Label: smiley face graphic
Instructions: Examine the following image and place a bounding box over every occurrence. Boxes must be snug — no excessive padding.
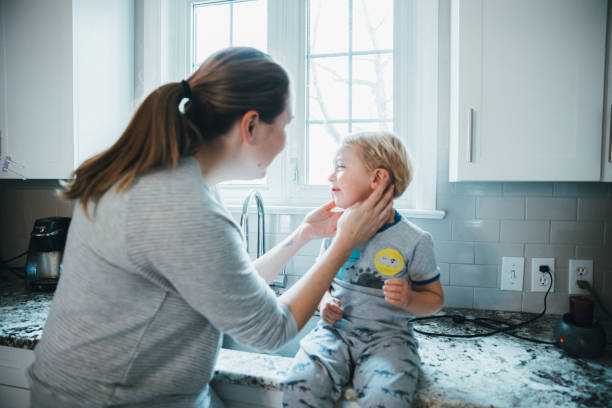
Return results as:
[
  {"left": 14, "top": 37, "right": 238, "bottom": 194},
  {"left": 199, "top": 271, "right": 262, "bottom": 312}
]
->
[{"left": 374, "top": 248, "right": 405, "bottom": 276}]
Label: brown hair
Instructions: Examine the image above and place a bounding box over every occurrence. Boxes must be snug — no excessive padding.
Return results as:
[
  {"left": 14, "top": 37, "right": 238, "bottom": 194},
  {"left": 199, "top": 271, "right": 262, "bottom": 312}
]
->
[
  {"left": 342, "top": 131, "right": 414, "bottom": 198},
  {"left": 61, "top": 47, "right": 289, "bottom": 214}
]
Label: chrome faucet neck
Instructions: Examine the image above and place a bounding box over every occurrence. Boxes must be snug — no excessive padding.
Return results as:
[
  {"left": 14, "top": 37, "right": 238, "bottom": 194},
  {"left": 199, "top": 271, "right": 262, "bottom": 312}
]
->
[{"left": 239, "top": 190, "right": 265, "bottom": 257}]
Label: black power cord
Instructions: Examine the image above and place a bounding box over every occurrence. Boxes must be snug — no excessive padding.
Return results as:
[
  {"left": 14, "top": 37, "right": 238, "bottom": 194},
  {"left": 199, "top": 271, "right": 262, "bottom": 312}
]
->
[
  {"left": 408, "top": 266, "right": 556, "bottom": 345},
  {"left": 0, "top": 251, "right": 28, "bottom": 279}
]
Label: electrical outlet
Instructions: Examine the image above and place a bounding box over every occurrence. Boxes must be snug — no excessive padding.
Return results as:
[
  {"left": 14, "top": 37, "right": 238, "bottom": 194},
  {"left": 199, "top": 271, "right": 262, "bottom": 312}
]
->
[
  {"left": 568, "top": 259, "right": 593, "bottom": 295},
  {"left": 500, "top": 257, "right": 524, "bottom": 291},
  {"left": 531, "top": 258, "right": 554, "bottom": 292}
]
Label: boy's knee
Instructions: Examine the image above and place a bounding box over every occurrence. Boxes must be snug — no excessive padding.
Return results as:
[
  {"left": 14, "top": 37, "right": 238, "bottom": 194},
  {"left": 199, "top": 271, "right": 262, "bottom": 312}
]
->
[{"left": 356, "top": 369, "right": 417, "bottom": 408}]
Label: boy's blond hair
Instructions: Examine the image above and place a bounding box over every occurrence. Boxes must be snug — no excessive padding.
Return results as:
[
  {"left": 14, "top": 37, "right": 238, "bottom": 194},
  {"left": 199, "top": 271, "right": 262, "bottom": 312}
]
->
[{"left": 342, "top": 131, "right": 414, "bottom": 198}]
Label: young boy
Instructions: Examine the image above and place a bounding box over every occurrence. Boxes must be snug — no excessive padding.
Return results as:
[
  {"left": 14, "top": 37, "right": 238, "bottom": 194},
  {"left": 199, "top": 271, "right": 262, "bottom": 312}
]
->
[{"left": 281, "top": 131, "right": 444, "bottom": 408}]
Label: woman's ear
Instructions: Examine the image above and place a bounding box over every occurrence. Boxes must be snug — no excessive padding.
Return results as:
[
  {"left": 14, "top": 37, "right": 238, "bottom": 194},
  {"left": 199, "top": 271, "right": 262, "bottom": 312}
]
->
[
  {"left": 371, "top": 168, "right": 390, "bottom": 187},
  {"left": 240, "top": 110, "right": 259, "bottom": 144}
]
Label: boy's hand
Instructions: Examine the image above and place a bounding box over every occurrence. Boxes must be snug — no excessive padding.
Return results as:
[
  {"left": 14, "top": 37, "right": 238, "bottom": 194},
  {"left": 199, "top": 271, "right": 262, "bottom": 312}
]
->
[
  {"left": 383, "top": 278, "right": 413, "bottom": 310},
  {"left": 319, "top": 296, "right": 344, "bottom": 325}
]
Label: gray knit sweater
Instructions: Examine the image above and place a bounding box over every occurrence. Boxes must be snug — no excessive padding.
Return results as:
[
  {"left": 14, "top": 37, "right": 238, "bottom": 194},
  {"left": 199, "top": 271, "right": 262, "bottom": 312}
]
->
[{"left": 28, "top": 157, "right": 297, "bottom": 407}]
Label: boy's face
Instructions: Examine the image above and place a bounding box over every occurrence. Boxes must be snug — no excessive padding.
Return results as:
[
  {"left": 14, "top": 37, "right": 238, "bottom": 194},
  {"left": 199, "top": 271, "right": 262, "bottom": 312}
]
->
[{"left": 328, "top": 145, "right": 375, "bottom": 209}]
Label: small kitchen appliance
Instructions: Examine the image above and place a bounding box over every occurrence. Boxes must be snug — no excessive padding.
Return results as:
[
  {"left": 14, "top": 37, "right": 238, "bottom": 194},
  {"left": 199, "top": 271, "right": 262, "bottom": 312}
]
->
[
  {"left": 553, "top": 292, "right": 608, "bottom": 358},
  {"left": 25, "top": 217, "right": 71, "bottom": 291}
]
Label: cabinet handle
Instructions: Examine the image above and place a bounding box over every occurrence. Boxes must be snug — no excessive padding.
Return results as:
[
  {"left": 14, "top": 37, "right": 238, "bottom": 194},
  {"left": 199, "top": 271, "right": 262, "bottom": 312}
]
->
[
  {"left": 609, "top": 105, "right": 612, "bottom": 163},
  {"left": 467, "top": 108, "right": 474, "bottom": 163}
]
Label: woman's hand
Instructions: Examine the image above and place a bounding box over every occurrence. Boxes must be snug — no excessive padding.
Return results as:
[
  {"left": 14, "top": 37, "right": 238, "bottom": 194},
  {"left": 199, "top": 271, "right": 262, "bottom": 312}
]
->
[
  {"left": 299, "top": 201, "right": 343, "bottom": 242},
  {"left": 383, "top": 278, "right": 413, "bottom": 310},
  {"left": 319, "top": 296, "right": 344, "bottom": 325},
  {"left": 335, "top": 181, "right": 394, "bottom": 249}
]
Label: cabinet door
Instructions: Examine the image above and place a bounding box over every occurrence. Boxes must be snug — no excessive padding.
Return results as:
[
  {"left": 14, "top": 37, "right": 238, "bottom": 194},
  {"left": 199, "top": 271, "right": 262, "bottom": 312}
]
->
[
  {"left": 0, "top": 0, "right": 133, "bottom": 179},
  {"left": 450, "top": 0, "right": 607, "bottom": 181},
  {"left": 0, "top": 346, "right": 34, "bottom": 408},
  {"left": 73, "top": 0, "right": 133, "bottom": 170},
  {"left": 1, "top": 0, "right": 74, "bottom": 179}
]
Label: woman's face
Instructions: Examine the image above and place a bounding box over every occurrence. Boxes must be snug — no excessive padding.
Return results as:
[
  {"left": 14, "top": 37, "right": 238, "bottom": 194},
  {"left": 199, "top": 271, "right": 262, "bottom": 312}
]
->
[
  {"left": 245, "top": 100, "right": 293, "bottom": 179},
  {"left": 328, "top": 145, "right": 374, "bottom": 209}
]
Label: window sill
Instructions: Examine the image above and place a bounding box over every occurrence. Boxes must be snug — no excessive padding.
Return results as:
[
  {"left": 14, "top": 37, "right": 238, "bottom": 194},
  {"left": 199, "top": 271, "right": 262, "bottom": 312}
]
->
[{"left": 225, "top": 204, "right": 446, "bottom": 219}]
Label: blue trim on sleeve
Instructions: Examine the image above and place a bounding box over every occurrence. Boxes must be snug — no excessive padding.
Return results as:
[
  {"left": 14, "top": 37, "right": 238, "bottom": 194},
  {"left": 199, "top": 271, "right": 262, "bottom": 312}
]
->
[
  {"left": 377, "top": 210, "right": 402, "bottom": 233},
  {"left": 412, "top": 273, "right": 440, "bottom": 286}
]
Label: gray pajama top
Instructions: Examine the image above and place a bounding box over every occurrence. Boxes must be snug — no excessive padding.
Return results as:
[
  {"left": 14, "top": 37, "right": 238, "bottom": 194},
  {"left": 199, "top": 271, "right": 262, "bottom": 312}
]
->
[
  {"left": 28, "top": 156, "right": 297, "bottom": 407},
  {"left": 322, "top": 211, "right": 440, "bottom": 328}
]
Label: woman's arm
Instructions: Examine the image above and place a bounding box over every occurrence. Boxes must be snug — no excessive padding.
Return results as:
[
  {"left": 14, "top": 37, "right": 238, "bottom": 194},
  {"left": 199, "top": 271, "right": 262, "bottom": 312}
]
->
[{"left": 253, "top": 201, "right": 341, "bottom": 283}]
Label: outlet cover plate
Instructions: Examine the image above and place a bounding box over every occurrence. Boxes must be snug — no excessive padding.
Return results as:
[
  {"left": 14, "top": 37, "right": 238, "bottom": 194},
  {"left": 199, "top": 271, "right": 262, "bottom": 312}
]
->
[
  {"left": 501, "top": 257, "right": 524, "bottom": 291},
  {"left": 531, "top": 258, "right": 555, "bottom": 292},
  {"left": 569, "top": 259, "right": 593, "bottom": 295}
]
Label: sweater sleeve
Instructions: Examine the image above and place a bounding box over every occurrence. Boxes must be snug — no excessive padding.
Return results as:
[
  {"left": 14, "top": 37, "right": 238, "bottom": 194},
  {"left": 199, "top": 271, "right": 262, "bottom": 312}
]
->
[{"left": 126, "top": 177, "right": 297, "bottom": 352}]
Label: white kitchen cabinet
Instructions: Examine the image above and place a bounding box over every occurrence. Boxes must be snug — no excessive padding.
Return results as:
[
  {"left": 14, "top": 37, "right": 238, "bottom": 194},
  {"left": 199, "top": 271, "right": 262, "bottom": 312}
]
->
[
  {"left": 0, "top": 0, "right": 133, "bottom": 179},
  {"left": 449, "top": 0, "right": 607, "bottom": 182},
  {"left": 0, "top": 345, "right": 34, "bottom": 408},
  {"left": 603, "top": 4, "right": 612, "bottom": 182}
]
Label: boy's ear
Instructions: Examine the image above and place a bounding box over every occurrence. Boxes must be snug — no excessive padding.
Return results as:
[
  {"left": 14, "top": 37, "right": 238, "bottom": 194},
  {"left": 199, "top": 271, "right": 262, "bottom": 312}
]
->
[
  {"left": 240, "top": 110, "right": 260, "bottom": 144},
  {"left": 371, "top": 168, "right": 390, "bottom": 187}
]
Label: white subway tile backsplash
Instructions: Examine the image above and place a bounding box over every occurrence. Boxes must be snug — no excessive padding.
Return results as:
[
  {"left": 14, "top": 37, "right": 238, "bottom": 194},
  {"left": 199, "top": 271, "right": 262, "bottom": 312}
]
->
[
  {"left": 477, "top": 196, "right": 524, "bottom": 220},
  {"left": 452, "top": 220, "right": 500, "bottom": 242},
  {"left": 474, "top": 288, "right": 522, "bottom": 312},
  {"left": 436, "top": 242, "right": 474, "bottom": 264},
  {"left": 601, "top": 269, "right": 612, "bottom": 320},
  {"left": 503, "top": 182, "right": 553, "bottom": 196},
  {"left": 407, "top": 219, "right": 452, "bottom": 242},
  {"left": 500, "top": 220, "right": 548, "bottom": 243},
  {"left": 436, "top": 195, "right": 476, "bottom": 219},
  {"left": 522, "top": 292, "right": 568, "bottom": 315},
  {"left": 456, "top": 182, "right": 503, "bottom": 196},
  {"left": 555, "top": 268, "right": 569, "bottom": 295},
  {"left": 553, "top": 183, "right": 609, "bottom": 197},
  {"left": 524, "top": 244, "right": 575, "bottom": 268},
  {"left": 576, "top": 246, "right": 612, "bottom": 269},
  {"left": 438, "top": 263, "right": 450, "bottom": 285},
  {"left": 475, "top": 243, "right": 524, "bottom": 265},
  {"left": 550, "top": 221, "right": 604, "bottom": 246},
  {"left": 526, "top": 197, "right": 576, "bottom": 220},
  {"left": 441, "top": 286, "right": 474, "bottom": 308},
  {"left": 577, "top": 198, "right": 612, "bottom": 221},
  {"left": 450, "top": 264, "right": 497, "bottom": 288}
]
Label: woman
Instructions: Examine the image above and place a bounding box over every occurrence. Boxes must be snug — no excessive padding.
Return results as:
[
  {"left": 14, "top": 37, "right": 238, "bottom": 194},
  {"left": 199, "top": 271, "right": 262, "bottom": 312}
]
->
[{"left": 28, "top": 47, "right": 394, "bottom": 407}]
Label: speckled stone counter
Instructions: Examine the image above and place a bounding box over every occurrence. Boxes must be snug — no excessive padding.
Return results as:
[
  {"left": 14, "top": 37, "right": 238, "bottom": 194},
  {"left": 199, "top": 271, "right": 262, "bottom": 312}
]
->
[
  {"left": 0, "top": 274, "right": 53, "bottom": 349},
  {"left": 2, "top": 273, "right": 611, "bottom": 407}
]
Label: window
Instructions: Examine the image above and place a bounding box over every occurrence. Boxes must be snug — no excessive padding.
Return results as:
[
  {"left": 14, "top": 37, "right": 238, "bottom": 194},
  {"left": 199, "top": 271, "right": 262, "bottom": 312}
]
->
[
  {"left": 306, "top": 0, "right": 393, "bottom": 185},
  {"left": 192, "top": 0, "right": 267, "bottom": 71},
  {"left": 158, "top": 0, "right": 441, "bottom": 215}
]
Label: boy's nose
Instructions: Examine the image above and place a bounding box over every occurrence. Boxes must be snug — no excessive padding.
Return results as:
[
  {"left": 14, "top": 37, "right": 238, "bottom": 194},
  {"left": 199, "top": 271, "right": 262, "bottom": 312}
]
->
[{"left": 328, "top": 171, "right": 336, "bottom": 182}]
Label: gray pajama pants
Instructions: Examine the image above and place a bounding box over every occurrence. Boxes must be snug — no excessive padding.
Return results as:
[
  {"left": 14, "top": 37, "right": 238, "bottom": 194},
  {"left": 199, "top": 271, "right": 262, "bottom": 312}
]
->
[{"left": 281, "top": 320, "right": 420, "bottom": 408}]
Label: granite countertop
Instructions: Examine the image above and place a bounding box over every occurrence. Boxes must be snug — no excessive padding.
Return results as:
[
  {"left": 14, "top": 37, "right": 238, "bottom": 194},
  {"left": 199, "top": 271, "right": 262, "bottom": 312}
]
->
[{"left": 1, "top": 273, "right": 611, "bottom": 407}]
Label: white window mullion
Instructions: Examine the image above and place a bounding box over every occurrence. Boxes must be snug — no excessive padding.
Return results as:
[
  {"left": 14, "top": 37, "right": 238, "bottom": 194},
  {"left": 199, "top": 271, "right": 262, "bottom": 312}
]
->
[
  {"left": 393, "top": 0, "right": 413, "bottom": 209},
  {"left": 268, "top": 0, "right": 308, "bottom": 204},
  {"left": 395, "top": 0, "right": 438, "bottom": 211}
]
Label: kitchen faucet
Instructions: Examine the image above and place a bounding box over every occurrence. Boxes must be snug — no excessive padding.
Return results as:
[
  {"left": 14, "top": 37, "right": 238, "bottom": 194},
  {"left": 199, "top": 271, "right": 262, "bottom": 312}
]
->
[
  {"left": 240, "top": 190, "right": 265, "bottom": 257},
  {"left": 240, "top": 190, "right": 286, "bottom": 288}
]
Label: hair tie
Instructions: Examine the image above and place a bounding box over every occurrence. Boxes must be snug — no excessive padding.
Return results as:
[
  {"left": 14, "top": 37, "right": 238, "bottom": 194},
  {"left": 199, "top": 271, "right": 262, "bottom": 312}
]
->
[{"left": 181, "top": 80, "right": 192, "bottom": 99}]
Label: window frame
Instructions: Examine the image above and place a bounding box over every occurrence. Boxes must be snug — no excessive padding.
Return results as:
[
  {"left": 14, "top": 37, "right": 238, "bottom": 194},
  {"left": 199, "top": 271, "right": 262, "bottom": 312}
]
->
[{"left": 164, "top": 0, "right": 442, "bottom": 217}]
